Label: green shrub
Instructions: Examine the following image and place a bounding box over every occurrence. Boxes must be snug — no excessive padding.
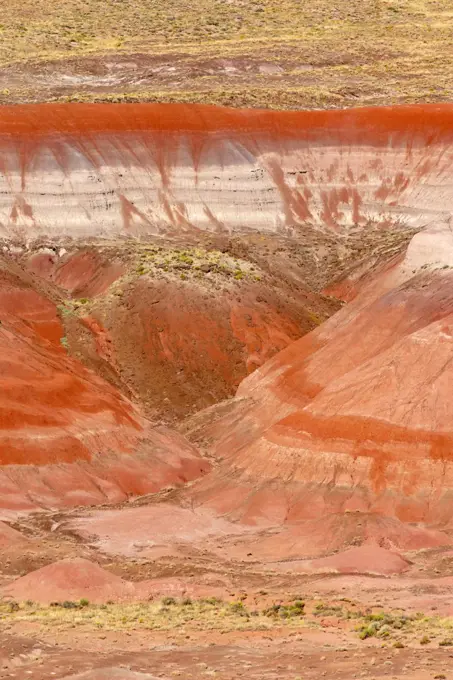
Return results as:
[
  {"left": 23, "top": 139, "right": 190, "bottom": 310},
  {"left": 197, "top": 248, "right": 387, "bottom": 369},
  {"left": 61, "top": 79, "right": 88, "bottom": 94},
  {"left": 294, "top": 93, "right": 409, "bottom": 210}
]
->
[
  {"left": 263, "top": 602, "right": 305, "bottom": 619},
  {"left": 61, "top": 601, "right": 80, "bottom": 609}
]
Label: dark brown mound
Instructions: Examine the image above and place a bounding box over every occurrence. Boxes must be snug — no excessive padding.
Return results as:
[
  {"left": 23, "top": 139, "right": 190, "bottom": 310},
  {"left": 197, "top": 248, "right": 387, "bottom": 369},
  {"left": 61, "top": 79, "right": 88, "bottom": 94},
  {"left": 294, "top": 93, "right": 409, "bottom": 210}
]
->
[{"left": 28, "top": 240, "right": 340, "bottom": 421}]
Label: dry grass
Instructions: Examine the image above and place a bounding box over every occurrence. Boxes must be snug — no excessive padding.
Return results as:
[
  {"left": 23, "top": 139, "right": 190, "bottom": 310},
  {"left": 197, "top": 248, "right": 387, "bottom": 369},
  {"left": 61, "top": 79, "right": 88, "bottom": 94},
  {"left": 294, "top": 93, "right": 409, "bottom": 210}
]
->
[
  {"left": 0, "top": 597, "right": 308, "bottom": 633},
  {"left": 0, "top": 0, "right": 451, "bottom": 108},
  {"left": 3, "top": 596, "right": 453, "bottom": 647},
  {"left": 134, "top": 245, "right": 261, "bottom": 283}
]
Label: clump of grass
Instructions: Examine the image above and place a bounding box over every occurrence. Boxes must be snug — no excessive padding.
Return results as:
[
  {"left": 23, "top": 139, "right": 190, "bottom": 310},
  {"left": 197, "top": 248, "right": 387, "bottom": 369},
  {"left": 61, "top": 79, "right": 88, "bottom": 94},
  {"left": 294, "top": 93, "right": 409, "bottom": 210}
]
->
[
  {"left": 356, "top": 612, "right": 413, "bottom": 641},
  {"left": 313, "top": 602, "right": 344, "bottom": 617},
  {"left": 263, "top": 601, "right": 305, "bottom": 619},
  {"left": 176, "top": 253, "right": 194, "bottom": 265},
  {"left": 438, "top": 638, "right": 453, "bottom": 646},
  {"left": 135, "top": 244, "right": 259, "bottom": 284},
  {"left": 201, "top": 597, "right": 223, "bottom": 606},
  {"left": 229, "top": 601, "right": 249, "bottom": 616}
]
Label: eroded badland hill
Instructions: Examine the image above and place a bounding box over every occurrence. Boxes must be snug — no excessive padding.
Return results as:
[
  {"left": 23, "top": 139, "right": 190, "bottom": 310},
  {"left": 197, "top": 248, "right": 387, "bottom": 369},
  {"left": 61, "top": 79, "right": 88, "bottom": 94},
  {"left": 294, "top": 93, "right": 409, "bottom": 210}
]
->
[{"left": 1, "top": 3, "right": 453, "bottom": 680}]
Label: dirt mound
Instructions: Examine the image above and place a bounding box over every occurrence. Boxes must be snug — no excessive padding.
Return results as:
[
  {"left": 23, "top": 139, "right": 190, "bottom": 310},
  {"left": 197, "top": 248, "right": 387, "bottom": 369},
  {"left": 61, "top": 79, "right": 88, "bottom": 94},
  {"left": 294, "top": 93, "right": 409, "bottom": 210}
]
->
[
  {"left": 0, "top": 521, "right": 27, "bottom": 547},
  {"left": 1, "top": 556, "right": 232, "bottom": 604},
  {"left": 308, "top": 545, "right": 410, "bottom": 576},
  {"left": 27, "top": 249, "right": 125, "bottom": 299},
  {"left": 187, "top": 216, "right": 453, "bottom": 525},
  {"left": 64, "top": 251, "right": 337, "bottom": 420},
  {"left": 22, "top": 236, "right": 342, "bottom": 420},
  {"left": 1, "top": 558, "right": 138, "bottom": 603},
  {"left": 0, "top": 257, "right": 209, "bottom": 511},
  {"left": 215, "top": 513, "right": 451, "bottom": 564}
]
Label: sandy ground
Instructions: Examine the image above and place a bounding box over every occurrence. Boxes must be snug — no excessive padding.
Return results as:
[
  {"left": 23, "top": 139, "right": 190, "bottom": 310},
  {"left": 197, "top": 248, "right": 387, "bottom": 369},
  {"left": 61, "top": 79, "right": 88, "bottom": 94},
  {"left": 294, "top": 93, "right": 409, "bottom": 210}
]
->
[{"left": 2, "top": 498, "right": 453, "bottom": 678}]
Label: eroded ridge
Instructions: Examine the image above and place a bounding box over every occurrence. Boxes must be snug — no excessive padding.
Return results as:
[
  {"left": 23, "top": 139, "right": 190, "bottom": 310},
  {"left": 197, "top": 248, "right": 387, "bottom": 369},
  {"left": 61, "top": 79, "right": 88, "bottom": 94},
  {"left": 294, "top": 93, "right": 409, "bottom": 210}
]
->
[{"left": 1, "top": 103, "right": 453, "bottom": 240}]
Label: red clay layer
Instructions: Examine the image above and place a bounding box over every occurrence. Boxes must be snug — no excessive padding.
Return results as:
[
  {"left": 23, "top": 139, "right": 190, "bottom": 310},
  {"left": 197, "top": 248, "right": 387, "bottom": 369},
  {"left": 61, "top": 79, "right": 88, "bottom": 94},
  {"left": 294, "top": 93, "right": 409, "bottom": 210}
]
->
[
  {"left": 1, "top": 103, "right": 453, "bottom": 142},
  {"left": 1, "top": 101, "right": 452, "bottom": 241}
]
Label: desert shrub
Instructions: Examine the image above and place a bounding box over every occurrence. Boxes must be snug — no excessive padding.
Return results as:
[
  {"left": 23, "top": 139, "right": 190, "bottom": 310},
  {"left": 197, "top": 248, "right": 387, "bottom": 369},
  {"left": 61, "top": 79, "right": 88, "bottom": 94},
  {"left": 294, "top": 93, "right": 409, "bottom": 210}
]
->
[
  {"left": 201, "top": 597, "right": 222, "bottom": 606},
  {"left": 313, "top": 603, "right": 343, "bottom": 617},
  {"left": 61, "top": 601, "right": 80, "bottom": 609},
  {"left": 229, "top": 601, "right": 249, "bottom": 617},
  {"left": 263, "top": 602, "right": 305, "bottom": 619},
  {"left": 357, "top": 612, "right": 412, "bottom": 640}
]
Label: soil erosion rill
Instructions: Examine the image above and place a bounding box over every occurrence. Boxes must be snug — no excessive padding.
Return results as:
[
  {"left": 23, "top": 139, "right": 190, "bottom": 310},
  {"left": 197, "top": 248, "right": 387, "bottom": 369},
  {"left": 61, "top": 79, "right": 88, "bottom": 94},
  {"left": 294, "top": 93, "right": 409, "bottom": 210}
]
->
[{"left": 1, "top": 102, "right": 453, "bottom": 679}]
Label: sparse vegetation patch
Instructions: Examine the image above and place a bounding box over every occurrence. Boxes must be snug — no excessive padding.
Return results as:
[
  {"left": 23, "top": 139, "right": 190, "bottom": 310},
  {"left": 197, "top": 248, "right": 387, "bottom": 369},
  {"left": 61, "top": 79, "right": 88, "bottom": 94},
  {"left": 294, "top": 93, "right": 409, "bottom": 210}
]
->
[{"left": 134, "top": 245, "right": 260, "bottom": 285}]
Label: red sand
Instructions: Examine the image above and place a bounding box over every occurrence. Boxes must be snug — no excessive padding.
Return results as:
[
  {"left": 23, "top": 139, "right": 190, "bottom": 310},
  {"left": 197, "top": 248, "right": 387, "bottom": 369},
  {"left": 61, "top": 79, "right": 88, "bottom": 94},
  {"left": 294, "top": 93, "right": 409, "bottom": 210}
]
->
[
  {"left": 2, "top": 100, "right": 453, "bottom": 680},
  {"left": 1, "top": 558, "right": 137, "bottom": 603},
  {"left": 213, "top": 513, "right": 451, "bottom": 564},
  {"left": 61, "top": 671, "right": 158, "bottom": 680},
  {"left": 0, "top": 521, "right": 27, "bottom": 547},
  {"left": 70, "top": 503, "right": 251, "bottom": 557},
  {"left": 308, "top": 545, "right": 410, "bottom": 576}
]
